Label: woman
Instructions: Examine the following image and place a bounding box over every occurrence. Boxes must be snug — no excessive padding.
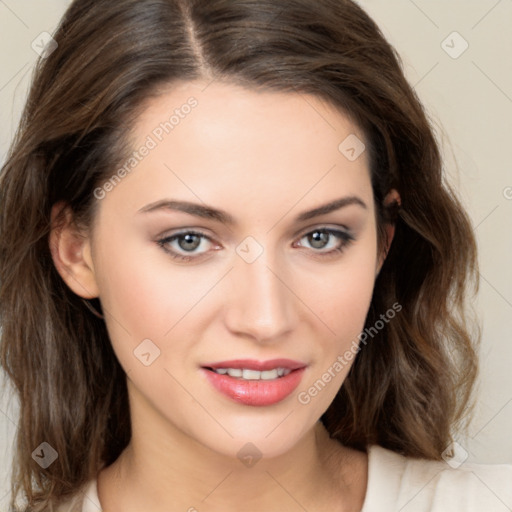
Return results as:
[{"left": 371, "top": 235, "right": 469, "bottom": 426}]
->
[{"left": 1, "top": 0, "right": 510, "bottom": 510}]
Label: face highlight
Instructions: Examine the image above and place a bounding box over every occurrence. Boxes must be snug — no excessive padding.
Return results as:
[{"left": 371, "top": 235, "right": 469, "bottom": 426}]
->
[{"left": 84, "top": 81, "right": 383, "bottom": 460}]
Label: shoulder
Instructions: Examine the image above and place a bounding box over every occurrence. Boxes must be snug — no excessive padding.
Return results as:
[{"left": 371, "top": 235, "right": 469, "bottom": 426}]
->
[
  {"left": 362, "top": 444, "right": 512, "bottom": 512},
  {"left": 55, "top": 479, "right": 101, "bottom": 512}
]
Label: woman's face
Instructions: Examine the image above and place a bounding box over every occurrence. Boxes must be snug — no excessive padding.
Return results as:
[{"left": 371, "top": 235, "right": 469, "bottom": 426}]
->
[{"left": 80, "top": 81, "right": 386, "bottom": 459}]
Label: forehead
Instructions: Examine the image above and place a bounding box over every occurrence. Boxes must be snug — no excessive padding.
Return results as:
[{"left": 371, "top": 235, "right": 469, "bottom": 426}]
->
[{"left": 103, "top": 80, "right": 374, "bottom": 222}]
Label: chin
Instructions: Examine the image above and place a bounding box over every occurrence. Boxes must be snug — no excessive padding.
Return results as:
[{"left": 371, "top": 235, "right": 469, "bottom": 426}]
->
[{"left": 183, "top": 406, "right": 321, "bottom": 462}]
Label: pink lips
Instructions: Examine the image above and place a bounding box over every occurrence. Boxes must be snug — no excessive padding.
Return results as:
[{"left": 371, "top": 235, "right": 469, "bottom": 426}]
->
[{"left": 202, "top": 359, "right": 306, "bottom": 407}]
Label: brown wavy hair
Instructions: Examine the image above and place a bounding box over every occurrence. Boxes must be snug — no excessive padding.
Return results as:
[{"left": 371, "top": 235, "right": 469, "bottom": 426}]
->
[{"left": 0, "top": 0, "right": 479, "bottom": 509}]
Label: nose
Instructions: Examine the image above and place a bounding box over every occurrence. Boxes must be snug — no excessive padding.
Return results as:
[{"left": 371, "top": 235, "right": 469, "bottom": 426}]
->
[{"left": 223, "top": 256, "right": 298, "bottom": 344}]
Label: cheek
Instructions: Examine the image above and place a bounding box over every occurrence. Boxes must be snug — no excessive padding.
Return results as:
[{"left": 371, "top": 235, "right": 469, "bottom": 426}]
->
[
  {"left": 320, "top": 267, "right": 375, "bottom": 326},
  {"left": 295, "top": 247, "right": 377, "bottom": 414},
  {"left": 91, "top": 226, "right": 215, "bottom": 371},
  {"left": 309, "top": 238, "right": 378, "bottom": 342},
  {"left": 94, "top": 209, "right": 213, "bottom": 323}
]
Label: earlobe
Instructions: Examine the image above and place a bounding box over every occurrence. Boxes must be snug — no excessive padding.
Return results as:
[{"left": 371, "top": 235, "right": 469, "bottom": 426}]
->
[
  {"left": 376, "top": 222, "right": 396, "bottom": 275},
  {"left": 376, "top": 189, "right": 401, "bottom": 276},
  {"left": 49, "top": 202, "right": 99, "bottom": 299}
]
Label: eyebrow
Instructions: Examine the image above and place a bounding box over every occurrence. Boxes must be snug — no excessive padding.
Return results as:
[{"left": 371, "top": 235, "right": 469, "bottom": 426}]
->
[{"left": 137, "top": 196, "right": 367, "bottom": 224}]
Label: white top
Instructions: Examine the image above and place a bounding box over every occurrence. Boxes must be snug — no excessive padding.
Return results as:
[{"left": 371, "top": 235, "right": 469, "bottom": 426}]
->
[{"left": 58, "top": 445, "right": 512, "bottom": 511}]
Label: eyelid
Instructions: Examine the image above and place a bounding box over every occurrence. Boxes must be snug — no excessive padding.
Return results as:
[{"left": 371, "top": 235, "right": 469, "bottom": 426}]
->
[
  {"left": 157, "top": 226, "right": 213, "bottom": 237},
  {"left": 294, "top": 223, "right": 353, "bottom": 240},
  {"left": 156, "top": 224, "right": 355, "bottom": 261},
  {"left": 156, "top": 229, "right": 220, "bottom": 261},
  {"left": 292, "top": 226, "right": 355, "bottom": 256}
]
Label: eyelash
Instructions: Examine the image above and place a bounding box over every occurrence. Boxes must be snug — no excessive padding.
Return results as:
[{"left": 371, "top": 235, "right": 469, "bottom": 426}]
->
[{"left": 156, "top": 228, "right": 355, "bottom": 262}]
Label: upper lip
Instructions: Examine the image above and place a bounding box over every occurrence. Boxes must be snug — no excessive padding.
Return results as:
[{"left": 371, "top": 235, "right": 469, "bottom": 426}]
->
[{"left": 202, "top": 359, "right": 306, "bottom": 371}]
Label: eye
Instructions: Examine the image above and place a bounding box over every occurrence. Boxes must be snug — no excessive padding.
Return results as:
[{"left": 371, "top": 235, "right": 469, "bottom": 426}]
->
[
  {"left": 295, "top": 228, "right": 354, "bottom": 256},
  {"left": 157, "top": 230, "right": 218, "bottom": 261}
]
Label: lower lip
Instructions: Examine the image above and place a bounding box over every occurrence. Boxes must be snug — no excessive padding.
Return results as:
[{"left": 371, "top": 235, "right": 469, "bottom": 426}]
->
[{"left": 203, "top": 368, "right": 306, "bottom": 406}]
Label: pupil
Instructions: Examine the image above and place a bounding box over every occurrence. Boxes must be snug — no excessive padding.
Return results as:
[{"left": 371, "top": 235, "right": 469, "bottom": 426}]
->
[
  {"left": 179, "top": 234, "right": 201, "bottom": 251},
  {"left": 309, "top": 231, "right": 329, "bottom": 249}
]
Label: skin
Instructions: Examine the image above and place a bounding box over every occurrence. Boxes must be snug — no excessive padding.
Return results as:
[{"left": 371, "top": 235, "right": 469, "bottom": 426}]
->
[{"left": 50, "top": 80, "right": 398, "bottom": 511}]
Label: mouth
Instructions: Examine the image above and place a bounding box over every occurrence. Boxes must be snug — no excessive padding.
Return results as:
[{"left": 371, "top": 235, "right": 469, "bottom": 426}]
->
[
  {"left": 201, "top": 359, "right": 307, "bottom": 406},
  {"left": 208, "top": 367, "right": 293, "bottom": 380}
]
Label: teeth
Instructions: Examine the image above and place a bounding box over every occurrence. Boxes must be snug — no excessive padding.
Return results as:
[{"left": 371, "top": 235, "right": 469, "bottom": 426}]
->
[
  {"left": 213, "top": 367, "right": 292, "bottom": 380},
  {"left": 242, "top": 369, "right": 261, "bottom": 380}
]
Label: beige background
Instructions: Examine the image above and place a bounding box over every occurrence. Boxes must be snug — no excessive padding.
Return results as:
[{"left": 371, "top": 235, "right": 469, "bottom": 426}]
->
[{"left": 1, "top": 0, "right": 511, "bottom": 506}]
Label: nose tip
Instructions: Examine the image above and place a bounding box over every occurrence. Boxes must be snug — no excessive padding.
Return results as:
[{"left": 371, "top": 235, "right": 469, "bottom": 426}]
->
[{"left": 223, "top": 260, "right": 297, "bottom": 343}]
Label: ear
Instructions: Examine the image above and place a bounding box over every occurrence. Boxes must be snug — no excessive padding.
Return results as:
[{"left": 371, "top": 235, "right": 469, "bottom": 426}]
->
[
  {"left": 376, "top": 189, "right": 401, "bottom": 276},
  {"left": 49, "top": 202, "right": 99, "bottom": 298}
]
